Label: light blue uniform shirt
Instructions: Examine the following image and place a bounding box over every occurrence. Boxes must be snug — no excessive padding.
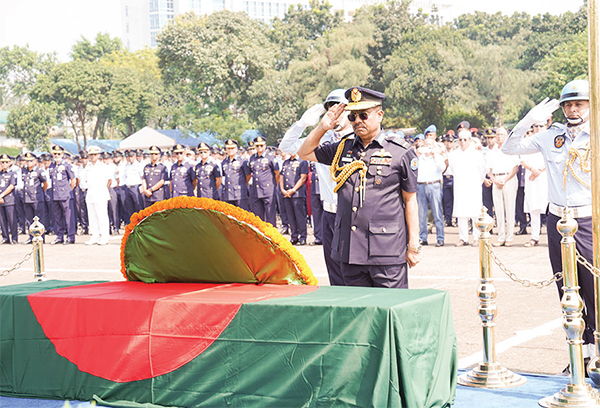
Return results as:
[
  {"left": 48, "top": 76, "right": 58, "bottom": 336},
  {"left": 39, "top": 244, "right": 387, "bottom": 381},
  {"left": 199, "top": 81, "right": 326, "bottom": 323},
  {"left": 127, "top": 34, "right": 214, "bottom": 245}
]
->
[{"left": 501, "top": 122, "right": 591, "bottom": 207}]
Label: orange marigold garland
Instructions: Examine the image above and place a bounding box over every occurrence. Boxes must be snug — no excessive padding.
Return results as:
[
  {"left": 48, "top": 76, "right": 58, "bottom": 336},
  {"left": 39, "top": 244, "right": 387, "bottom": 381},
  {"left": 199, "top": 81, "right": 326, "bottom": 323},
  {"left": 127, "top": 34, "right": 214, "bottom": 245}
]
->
[{"left": 120, "top": 197, "right": 317, "bottom": 285}]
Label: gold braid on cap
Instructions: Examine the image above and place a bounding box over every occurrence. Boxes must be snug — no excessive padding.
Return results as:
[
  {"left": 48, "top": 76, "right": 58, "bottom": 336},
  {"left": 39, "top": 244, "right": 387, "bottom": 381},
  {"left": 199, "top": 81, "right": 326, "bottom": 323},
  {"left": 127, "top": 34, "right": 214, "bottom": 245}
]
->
[
  {"left": 329, "top": 139, "right": 367, "bottom": 205},
  {"left": 563, "top": 143, "right": 591, "bottom": 189}
]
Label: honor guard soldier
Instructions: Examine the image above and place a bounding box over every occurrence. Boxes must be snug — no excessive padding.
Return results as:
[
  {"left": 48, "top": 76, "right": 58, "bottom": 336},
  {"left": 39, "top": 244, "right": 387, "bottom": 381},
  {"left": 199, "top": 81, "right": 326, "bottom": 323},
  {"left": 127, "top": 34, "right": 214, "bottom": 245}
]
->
[
  {"left": 21, "top": 152, "right": 48, "bottom": 244},
  {"left": 193, "top": 142, "right": 222, "bottom": 199},
  {"left": 298, "top": 87, "right": 421, "bottom": 288},
  {"left": 502, "top": 79, "right": 597, "bottom": 364},
  {"left": 246, "top": 136, "right": 280, "bottom": 225},
  {"left": 221, "top": 139, "right": 251, "bottom": 209},
  {"left": 140, "top": 146, "right": 169, "bottom": 208},
  {"left": 279, "top": 154, "right": 309, "bottom": 245},
  {"left": 49, "top": 145, "right": 76, "bottom": 244},
  {"left": 170, "top": 144, "right": 195, "bottom": 197},
  {"left": 280, "top": 88, "right": 353, "bottom": 285},
  {"left": 0, "top": 154, "right": 18, "bottom": 244}
]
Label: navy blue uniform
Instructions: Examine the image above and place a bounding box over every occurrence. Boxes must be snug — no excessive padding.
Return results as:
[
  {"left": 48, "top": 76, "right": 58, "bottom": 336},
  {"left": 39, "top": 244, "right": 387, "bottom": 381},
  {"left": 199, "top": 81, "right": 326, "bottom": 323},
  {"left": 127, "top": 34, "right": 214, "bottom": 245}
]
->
[
  {"left": 247, "top": 153, "right": 279, "bottom": 225},
  {"left": 0, "top": 169, "right": 17, "bottom": 243},
  {"left": 49, "top": 160, "right": 76, "bottom": 243},
  {"left": 142, "top": 163, "right": 169, "bottom": 207},
  {"left": 314, "top": 132, "right": 418, "bottom": 288},
  {"left": 193, "top": 161, "right": 222, "bottom": 199},
  {"left": 280, "top": 157, "right": 308, "bottom": 243},
  {"left": 221, "top": 156, "right": 250, "bottom": 209},
  {"left": 21, "top": 167, "right": 47, "bottom": 240},
  {"left": 170, "top": 162, "right": 194, "bottom": 197}
]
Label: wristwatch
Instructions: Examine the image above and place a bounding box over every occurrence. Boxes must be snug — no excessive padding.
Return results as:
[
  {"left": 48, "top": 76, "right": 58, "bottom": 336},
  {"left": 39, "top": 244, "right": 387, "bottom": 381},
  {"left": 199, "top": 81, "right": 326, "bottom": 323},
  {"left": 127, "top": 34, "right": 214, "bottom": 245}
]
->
[{"left": 407, "top": 244, "right": 422, "bottom": 254}]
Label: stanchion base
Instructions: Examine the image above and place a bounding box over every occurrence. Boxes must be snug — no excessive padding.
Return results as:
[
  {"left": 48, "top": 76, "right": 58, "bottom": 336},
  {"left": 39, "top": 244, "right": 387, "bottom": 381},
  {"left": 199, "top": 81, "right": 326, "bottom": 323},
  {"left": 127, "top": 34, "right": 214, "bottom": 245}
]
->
[
  {"left": 587, "top": 356, "right": 600, "bottom": 388},
  {"left": 34, "top": 276, "right": 46, "bottom": 282},
  {"left": 458, "top": 363, "right": 527, "bottom": 388},
  {"left": 539, "top": 383, "right": 600, "bottom": 407}
]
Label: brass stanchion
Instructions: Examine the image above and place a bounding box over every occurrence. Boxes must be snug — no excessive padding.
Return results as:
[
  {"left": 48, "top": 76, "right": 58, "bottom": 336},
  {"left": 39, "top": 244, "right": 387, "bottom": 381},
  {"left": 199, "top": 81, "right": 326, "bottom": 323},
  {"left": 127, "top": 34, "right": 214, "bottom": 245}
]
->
[
  {"left": 586, "top": 0, "right": 600, "bottom": 387},
  {"left": 539, "top": 214, "right": 600, "bottom": 408},
  {"left": 458, "top": 208, "right": 526, "bottom": 388},
  {"left": 30, "top": 216, "right": 46, "bottom": 282}
]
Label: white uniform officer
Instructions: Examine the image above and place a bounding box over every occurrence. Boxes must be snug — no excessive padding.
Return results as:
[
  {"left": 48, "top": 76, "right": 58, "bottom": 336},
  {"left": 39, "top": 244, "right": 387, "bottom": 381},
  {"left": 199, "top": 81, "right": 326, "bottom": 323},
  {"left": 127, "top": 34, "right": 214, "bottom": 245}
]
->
[{"left": 502, "top": 79, "right": 595, "bottom": 363}]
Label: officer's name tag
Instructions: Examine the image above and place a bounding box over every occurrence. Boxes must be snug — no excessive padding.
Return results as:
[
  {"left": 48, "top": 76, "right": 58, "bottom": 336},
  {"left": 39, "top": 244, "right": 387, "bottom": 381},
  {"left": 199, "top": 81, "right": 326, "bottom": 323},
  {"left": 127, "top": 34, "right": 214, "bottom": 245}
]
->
[
  {"left": 57, "top": 174, "right": 63, "bottom": 181},
  {"left": 0, "top": 180, "right": 5, "bottom": 187},
  {"left": 30, "top": 179, "right": 35, "bottom": 186},
  {"left": 341, "top": 157, "right": 353, "bottom": 163},
  {"left": 370, "top": 157, "right": 392, "bottom": 165}
]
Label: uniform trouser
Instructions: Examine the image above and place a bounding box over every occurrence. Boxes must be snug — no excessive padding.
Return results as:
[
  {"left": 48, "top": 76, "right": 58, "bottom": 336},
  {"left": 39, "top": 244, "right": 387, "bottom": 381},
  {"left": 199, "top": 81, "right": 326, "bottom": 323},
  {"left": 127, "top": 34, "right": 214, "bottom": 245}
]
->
[
  {"left": 239, "top": 193, "right": 251, "bottom": 212},
  {"left": 548, "top": 213, "right": 595, "bottom": 344},
  {"left": 52, "top": 199, "right": 75, "bottom": 242},
  {"left": 276, "top": 189, "right": 288, "bottom": 227},
  {"left": 107, "top": 187, "right": 119, "bottom": 233},
  {"left": 87, "top": 200, "right": 110, "bottom": 243},
  {"left": 250, "top": 195, "right": 276, "bottom": 225},
  {"left": 116, "top": 186, "right": 127, "bottom": 225},
  {"left": 311, "top": 193, "right": 323, "bottom": 242},
  {"left": 43, "top": 195, "right": 54, "bottom": 233},
  {"left": 322, "top": 210, "right": 343, "bottom": 286},
  {"left": 442, "top": 176, "right": 454, "bottom": 224},
  {"left": 515, "top": 186, "right": 527, "bottom": 230},
  {"left": 24, "top": 202, "right": 44, "bottom": 239},
  {"left": 492, "top": 177, "right": 517, "bottom": 243},
  {"left": 283, "top": 197, "right": 307, "bottom": 242},
  {"left": 15, "top": 190, "right": 25, "bottom": 232},
  {"left": 75, "top": 187, "right": 89, "bottom": 231},
  {"left": 417, "top": 182, "right": 445, "bottom": 243},
  {"left": 457, "top": 217, "right": 480, "bottom": 243},
  {"left": 527, "top": 209, "right": 542, "bottom": 241},
  {"left": 340, "top": 262, "right": 408, "bottom": 288},
  {"left": 125, "top": 185, "right": 141, "bottom": 221},
  {"left": 0, "top": 205, "right": 17, "bottom": 242},
  {"left": 482, "top": 180, "right": 494, "bottom": 218}
]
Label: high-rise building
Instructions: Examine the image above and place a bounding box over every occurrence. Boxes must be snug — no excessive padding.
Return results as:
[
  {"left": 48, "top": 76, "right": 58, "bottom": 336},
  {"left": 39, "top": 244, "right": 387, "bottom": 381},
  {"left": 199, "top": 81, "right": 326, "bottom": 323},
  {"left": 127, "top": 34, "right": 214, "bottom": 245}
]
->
[{"left": 121, "top": 0, "right": 454, "bottom": 51}]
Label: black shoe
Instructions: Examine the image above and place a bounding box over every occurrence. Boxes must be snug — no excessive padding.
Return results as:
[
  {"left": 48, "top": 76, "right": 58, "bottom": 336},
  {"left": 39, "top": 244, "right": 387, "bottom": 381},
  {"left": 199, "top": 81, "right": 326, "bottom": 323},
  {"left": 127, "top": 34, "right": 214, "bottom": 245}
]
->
[
  {"left": 0, "top": 239, "right": 8, "bottom": 245},
  {"left": 515, "top": 228, "right": 528, "bottom": 236},
  {"left": 63, "top": 240, "right": 75, "bottom": 245},
  {"left": 436, "top": 241, "right": 444, "bottom": 247},
  {"left": 280, "top": 227, "right": 290, "bottom": 235},
  {"left": 22, "top": 239, "right": 32, "bottom": 245},
  {"left": 50, "top": 239, "right": 64, "bottom": 245},
  {"left": 310, "top": 241, "right": 323, "bottom": 246},
  {"left": 290, "top": 239, "right": 299, "bottom": 245},
  {"left": 297, "top": 240, "right": 306, "bottom": 246},
  {"left": 419, "top": 240, "right": 428, "bottom": 246},
  {"left": 445, "top": 222, "right": 452, "bottom": 227},
  {"left": 10, "top": 241, "right": 17, "bottom": 244}
]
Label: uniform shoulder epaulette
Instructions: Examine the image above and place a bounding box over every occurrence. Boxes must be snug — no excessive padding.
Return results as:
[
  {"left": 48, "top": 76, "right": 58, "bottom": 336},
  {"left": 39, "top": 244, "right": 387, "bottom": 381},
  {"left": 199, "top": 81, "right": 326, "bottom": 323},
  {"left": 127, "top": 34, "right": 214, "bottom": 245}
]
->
[{"left": 385, "top": 135, "right": 411, "bottom": 150}]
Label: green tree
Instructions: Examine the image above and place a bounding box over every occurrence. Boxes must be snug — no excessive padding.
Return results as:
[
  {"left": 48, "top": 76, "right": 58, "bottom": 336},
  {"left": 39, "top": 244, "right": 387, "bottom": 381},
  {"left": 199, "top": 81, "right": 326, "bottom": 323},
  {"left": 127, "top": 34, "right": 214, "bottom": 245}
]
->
[
  {"left": 157, "top": 11, "right": 275, "bottom": 115},
  {"left": 31, "top": 60, "right": 111, "bottom": 150},
  {"left": 0, "top": 45, "right": 57, "bottom": 109},
  {"left": 71, "top": 33, "right": 123, "bottom": 62},
  {"left": 189, "top": 111, "right": 254, "bottom": 143},
  {"left": 6, "top": 101, "right": 58, "bottom": 150}
]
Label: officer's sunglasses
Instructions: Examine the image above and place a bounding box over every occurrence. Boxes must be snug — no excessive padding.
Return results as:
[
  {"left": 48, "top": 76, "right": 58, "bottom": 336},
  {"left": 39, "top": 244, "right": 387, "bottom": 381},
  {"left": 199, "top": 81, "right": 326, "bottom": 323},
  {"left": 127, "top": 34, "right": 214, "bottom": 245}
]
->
[{"left": 348, "top": 112, "right": 370, "bottom": 122}]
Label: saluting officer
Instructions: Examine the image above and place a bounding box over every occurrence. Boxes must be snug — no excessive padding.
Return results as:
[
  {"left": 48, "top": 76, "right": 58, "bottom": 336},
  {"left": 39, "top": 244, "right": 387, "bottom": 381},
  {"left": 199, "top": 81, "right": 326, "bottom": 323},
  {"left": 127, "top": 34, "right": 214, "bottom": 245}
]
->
[
  {"left": 298, "top": 87, "right": 421, "bottom": 288},
  {"left": 140, "top": 146, "right": 169, "bottom": 208},
  {"left": 502, "top": 79, "right": 597, "bottom": 365},
  {"left": 21, "top": 152, "right": 48, "bottom": 244},
  {"left": 193, "top": 142, "right": 222, "bottom": 199},
  {"left": 246, "top": 136, "right": 280, "bottom": 225},
  {"left": 170, "top": 144, "right": 195, "bottom": 197},
  {"left": 220, "top": 139, "right": 250, "bottom": 209},
  {"left": 49, "top": 145, "right": 76, "bottom": 245},
  {"left": 279, "top": 154, "right": 309, "bottom": 245},
  {"left": 0, "top": 154, "right": 18, "bottom": 244}
]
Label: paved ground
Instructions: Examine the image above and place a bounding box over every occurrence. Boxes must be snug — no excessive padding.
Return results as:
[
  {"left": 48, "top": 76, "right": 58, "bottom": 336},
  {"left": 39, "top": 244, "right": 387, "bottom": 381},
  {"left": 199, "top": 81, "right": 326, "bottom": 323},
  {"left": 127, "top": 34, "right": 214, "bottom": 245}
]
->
[{"left": 0, "top": 222, "right": 572, "bottom": 375}]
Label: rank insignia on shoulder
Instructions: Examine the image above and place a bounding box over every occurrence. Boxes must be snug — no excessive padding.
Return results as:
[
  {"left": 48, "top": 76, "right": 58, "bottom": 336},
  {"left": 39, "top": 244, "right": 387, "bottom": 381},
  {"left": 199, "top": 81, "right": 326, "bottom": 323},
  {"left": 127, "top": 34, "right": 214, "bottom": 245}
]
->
[
  {"left": 554, "top": 135, "right": 565, "bottom": 148},
  {"left": 410, "top": 157, "right": 419, "bottom": 170}
]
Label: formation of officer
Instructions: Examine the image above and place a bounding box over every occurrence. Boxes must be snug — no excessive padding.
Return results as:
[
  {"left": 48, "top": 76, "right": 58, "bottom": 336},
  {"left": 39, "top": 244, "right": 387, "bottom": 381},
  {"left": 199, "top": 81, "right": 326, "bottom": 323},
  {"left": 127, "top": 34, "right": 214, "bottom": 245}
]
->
[
  {"left": 298, "top": 86, "right": 421, "bottom": 288},
  {"left": 502, "top": 79, "right": 596, "bottom": 368}
]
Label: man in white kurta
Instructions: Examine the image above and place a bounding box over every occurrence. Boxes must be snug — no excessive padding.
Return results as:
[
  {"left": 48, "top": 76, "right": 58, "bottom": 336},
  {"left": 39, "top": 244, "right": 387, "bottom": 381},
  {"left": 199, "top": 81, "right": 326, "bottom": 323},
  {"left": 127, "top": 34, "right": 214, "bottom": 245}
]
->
[
  {"left": 84, "top": 147, "right": 112, "bottom": 245},
  {"left": 486, "top": 127, "right": 520, "bottom": 246},
  {"left": 447, "top": 130, "right": 486, "bottom": 246}
]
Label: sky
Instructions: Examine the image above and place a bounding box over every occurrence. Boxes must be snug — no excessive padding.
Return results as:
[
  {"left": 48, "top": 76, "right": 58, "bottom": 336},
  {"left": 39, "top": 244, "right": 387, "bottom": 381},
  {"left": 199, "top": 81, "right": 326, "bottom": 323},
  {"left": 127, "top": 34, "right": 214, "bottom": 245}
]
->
[{"left": 0, "top": 0, "right": 586, "bottom": 62}]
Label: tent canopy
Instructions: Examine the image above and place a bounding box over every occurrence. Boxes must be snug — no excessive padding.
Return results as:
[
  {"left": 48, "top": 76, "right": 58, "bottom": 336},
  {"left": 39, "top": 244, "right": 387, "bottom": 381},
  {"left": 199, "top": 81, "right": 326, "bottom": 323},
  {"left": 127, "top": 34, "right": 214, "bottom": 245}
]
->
[{"left": 119, "top": 127, "right": 176, "bottom": 151}]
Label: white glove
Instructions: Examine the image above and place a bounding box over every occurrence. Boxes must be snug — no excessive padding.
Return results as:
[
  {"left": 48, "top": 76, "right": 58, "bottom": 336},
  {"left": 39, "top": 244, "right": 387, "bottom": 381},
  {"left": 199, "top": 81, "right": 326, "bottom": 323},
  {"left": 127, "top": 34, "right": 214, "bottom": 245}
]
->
[
  {"left": 519, "top": 97, "right": 560, "bottom": 129},
  {"left": 297, "top": 104, "right": 326, "bottom": 128}
]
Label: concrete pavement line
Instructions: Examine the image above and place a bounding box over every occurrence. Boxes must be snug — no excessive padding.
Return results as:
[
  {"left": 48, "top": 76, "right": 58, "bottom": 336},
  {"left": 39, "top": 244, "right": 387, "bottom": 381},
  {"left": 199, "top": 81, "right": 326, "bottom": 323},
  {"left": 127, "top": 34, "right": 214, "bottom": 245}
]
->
[
  {"left": 411, "top": 275, "right": 514, "bottom": 282},
  {"left": 458, "top": 317, "right": 563, "bottom": 369}
]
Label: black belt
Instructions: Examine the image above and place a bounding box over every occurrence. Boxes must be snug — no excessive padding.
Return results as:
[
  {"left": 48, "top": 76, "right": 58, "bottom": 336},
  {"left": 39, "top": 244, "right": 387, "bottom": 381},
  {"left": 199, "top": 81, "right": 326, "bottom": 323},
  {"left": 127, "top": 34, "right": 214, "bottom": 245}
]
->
[{"left": 418, "top": 180, "right": 441, "bottom": 185}]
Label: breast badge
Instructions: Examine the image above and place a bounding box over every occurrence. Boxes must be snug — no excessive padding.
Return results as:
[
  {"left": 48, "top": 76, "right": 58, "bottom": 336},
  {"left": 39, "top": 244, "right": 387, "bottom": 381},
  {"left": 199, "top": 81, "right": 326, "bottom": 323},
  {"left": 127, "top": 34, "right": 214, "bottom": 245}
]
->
[
  {"left": 554, "top": 135, "right": 565, "bottom": 148},
  {"left": 410, "top": 157, "right": 419, "bottom": 170}
]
